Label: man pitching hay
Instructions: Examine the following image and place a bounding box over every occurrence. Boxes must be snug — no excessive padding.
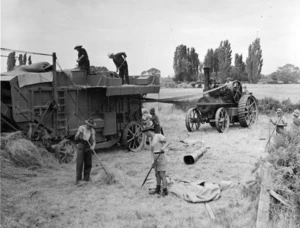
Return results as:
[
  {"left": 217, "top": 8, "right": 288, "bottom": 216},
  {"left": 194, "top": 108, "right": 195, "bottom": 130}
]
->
[
  {"left": 142, "top": 127, "right": 170, "bottom": 197},
  {"left": 74, "top": 117, "right": 96, "bottom": 184},
  {"left": 270, "top": 108, "right": 287, "bottom": 134}
]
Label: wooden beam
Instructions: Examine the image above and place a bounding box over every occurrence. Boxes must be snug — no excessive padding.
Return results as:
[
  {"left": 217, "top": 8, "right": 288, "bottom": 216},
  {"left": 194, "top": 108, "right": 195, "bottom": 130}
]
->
[
  {"left": 256, "top": 162, "right": 272, "bottom": 228},
  {"left": 269, "top": 190, "right": 291, "bottom": 207},
  {"left": 205, "top": 203, "right": 215, "bottom": 220}
]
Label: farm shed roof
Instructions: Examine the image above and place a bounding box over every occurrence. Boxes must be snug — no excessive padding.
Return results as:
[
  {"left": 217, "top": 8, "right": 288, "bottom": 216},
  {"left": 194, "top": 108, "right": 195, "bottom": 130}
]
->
[{"left": 0, "top": 71, "right": 53, "bottom": 88}]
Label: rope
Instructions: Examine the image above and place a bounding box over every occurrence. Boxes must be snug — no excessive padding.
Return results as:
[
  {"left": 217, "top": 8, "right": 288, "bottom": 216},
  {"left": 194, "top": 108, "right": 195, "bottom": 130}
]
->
[
  {"left": 56, "top": 58, "right": 65, "bottom": 72},
  {"left": 1, "top": 48, "right": 52, "bottom": 56}
]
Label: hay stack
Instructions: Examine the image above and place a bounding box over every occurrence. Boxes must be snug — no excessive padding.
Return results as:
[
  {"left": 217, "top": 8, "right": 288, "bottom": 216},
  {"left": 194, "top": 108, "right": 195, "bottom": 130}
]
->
[{"left": 0, "top": 131, "right": 43, "bottom": 167}]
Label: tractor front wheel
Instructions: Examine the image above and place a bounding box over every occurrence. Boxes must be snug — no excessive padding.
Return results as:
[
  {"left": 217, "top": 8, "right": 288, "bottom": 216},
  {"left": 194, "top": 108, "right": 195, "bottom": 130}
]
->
[
  {"left": 215, "top": 107, "right": 230, "bottom": 133},
  {"left": 185, "top": 108, "right": 201, "bottom": 132}
]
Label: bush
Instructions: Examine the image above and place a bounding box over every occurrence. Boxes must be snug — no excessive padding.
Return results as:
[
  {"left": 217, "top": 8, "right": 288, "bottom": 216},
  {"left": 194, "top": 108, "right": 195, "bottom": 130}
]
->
[
  {"left": 259, "top": 97, "right": 300, "bottom": 115},
  {"left": 267, "top": 128, "right": 300, "bottom": 225}
]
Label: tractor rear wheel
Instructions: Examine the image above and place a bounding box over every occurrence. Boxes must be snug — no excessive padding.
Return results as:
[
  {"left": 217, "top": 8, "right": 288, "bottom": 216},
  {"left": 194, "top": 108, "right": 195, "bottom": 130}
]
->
[
  {"left": 215, "top": 107, "right": 230, "bottom": 133},
  {"left": 122, "top": 121, "right": 145, "bottom": 152},
  {"left": 55, "top": 139, "right": 77, "bottom": 164},
  {"left": 238, "top": 95, "right": 258, "bottom": 127},
  {"left": 185, "top": 108, "right": 201, "bottom": 132}
]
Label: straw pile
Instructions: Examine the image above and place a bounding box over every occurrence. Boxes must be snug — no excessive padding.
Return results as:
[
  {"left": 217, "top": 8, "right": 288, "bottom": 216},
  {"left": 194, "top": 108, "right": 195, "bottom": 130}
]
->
[{"left": 0, "top": 131, "right": 43, "bottom": 168}]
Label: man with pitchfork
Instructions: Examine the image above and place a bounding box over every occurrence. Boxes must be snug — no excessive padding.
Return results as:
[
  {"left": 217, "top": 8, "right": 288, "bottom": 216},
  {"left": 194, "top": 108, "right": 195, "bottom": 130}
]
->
[
  {"left": 270, "top": 108, "right": 287, "bottom": 134},
  {"left": 108, "top": 52, "right": 129, "bottom": 85},
  {"left": 74, "top": 117, "right": 96, "bottom": 185}
]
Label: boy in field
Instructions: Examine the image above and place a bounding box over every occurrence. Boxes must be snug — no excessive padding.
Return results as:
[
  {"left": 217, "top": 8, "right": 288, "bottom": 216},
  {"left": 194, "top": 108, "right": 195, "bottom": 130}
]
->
[{"left": 142, "top": 127, "right": 170, "bottom": 196}]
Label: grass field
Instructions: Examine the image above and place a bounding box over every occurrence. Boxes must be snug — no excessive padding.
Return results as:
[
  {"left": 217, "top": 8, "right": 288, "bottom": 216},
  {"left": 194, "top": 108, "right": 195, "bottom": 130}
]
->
[
  {"left": 147, "top": 84, "right": 300, "bottom": 103},
  {"left": 1, "top": 85, "right": 299, "bottom": 228}
]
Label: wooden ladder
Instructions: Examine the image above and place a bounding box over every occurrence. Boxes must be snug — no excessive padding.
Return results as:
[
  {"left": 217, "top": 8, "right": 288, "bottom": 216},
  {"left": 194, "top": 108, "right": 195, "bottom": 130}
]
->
[{"left": 57, "top": 90, "right": 67, "bottom": 135}]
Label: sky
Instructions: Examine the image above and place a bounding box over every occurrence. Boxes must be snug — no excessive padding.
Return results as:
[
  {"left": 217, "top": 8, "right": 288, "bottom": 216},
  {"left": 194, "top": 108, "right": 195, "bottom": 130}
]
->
[{"left": 1, "top": 0, "right": 300, "bottom": 77}]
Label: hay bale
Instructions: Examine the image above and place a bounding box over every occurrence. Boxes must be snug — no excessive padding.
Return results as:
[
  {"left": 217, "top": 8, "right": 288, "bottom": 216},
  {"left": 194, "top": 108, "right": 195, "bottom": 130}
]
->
[{"left": 1, "top": 132, "right": 43, "bottom": 167}]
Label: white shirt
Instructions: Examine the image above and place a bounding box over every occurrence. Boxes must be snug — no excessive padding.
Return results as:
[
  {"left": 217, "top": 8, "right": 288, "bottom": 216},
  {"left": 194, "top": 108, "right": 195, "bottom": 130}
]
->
[{"left": 75, "top": 125, "right": 96, "bottom": 149}]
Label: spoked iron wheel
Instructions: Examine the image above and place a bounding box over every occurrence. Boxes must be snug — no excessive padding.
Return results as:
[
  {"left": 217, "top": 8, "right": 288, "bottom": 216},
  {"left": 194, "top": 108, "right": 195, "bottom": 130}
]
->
[
  {"left": 232, "top": 81, "right": 243, "bottom": 103},
  {"left": 185, "top": 108, "right": 201, "bottom": 132},
  {"left": 55, "top": 139, "right": 77, "bottom": 164},
  {"left": 122, "top": 121, "right": 145, "bottom": 152},
  {"left": 215, "top": 107, "right": 230, "bottom": 133},
  {"left": 238, "top": 95, "right": 258, "bottom": 127}
]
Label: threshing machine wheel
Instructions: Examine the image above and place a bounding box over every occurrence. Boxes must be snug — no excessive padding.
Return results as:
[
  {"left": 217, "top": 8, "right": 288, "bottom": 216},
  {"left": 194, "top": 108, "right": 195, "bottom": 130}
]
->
[
  {"left": 55, "top": 139, "right": 77, "bottom": 164},
  {"left": 232, "top": 81, "right": 243, "bottom": 103},
  {"left": 215, "top": 107, "right": 230, "bottom": 133},
  {"left": 238, "top": 95, "right": 258, "bottom": 127},
  {"left": 122, "top": 121, "right": 145, "bottom": 152},
  {"left": 185, "top": 108, "right": 201, "bottom": 132}
]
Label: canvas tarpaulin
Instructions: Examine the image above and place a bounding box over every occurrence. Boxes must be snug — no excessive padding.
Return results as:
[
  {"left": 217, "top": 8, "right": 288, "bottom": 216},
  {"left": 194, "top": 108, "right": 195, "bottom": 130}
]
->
[
  {"left": 1, "top": 71, "right": 53, "bottom": 88},
  {"left": 167, "top": 176, "right": 235, "bottom": 203}
]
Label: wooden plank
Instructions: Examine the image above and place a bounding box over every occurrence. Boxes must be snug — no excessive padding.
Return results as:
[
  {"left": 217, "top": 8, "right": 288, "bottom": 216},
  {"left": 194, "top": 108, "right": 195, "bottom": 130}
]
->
[
  {"left": 256, "top": 162, "right": 272, "bottom": 228},
  {"left": 269, "top": 190, "right": 291, "bottom": 207},
  {"left": 205, "top": 203, "right": 215, "bottom": 220}
]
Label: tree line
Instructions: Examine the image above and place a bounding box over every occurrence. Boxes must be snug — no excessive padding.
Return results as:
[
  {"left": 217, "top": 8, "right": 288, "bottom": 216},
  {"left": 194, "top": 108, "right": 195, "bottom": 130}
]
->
[
  {"left": 173, "top": 38, "right": 263, "bottom": 84},
  {"left": 6, "top": 52, "right": 32, "bottom": 71},
  {"left": 173, "top": 45, "right": 202, "bottom": 82}
]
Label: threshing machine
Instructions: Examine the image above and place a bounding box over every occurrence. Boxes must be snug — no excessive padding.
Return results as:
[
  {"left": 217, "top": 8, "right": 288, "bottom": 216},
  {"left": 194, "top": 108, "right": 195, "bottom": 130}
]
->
[{"left": 1, "top": 52, "right": 160, "bottom": 163}]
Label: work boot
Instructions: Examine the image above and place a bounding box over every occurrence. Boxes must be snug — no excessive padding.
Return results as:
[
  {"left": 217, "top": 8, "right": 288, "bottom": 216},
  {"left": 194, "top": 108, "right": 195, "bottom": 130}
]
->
[
  {"left": 149, "top": 185, "right": 161, "bottom": 195},
  {"left": 161, "top": 188, "right": 168, "bottom": 197}
]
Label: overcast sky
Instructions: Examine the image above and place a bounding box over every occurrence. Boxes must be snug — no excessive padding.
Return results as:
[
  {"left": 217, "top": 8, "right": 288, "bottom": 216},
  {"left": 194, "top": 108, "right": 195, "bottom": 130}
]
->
[{"left": 1, "top": 0, "right": 299, "bottom": 76}]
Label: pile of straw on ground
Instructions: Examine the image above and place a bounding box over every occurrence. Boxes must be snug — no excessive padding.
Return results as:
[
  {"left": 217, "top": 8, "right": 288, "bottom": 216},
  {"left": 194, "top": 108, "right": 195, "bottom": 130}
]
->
[{"left": 0, "top": 131, "right": 43, "bottom": 168}]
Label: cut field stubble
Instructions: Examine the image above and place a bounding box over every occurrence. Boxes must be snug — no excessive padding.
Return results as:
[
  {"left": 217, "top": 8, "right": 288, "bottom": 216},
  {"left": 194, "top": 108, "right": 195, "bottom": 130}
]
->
[{"left": 3, "top": 99, "right": 299, "bottom": 227}]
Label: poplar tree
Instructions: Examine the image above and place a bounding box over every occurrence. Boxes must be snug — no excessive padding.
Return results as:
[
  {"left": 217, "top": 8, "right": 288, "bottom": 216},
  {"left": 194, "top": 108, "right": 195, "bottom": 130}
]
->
[
  {"left": 18, "top": 54, "right": 23, "bottom": 65},
  {"left": 23, "top": 53, "right": 27, "bottom": 65},
  {"left": 218, "top": 40, "right": 232, "bottom": 83},
  {"left": 246, "top": 38, "right": 263, "bottom": 83},
  {"left": 7, "top": 52, "right": 16, "bottom": 71},
  {"left": 231, "top": 53, "right": 246, "bottom": 80},
  {"left": 173, "top": 45, "right": 200, "bottom": 82}
]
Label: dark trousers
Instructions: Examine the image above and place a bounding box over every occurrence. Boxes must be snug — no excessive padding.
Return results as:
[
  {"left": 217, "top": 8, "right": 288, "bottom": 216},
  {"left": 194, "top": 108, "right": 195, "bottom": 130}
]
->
[
  {"left": 119, "top": 66, "right": 129, "bottom": 84},
  {"left": 79, "top": 62, "right": 90, "bottom": 75},
  {"left": 76, "top": 142, "right": 92, "bottom": 181},
  {"left": 154, "top": 124, "right": 161, "bottom": 134}
]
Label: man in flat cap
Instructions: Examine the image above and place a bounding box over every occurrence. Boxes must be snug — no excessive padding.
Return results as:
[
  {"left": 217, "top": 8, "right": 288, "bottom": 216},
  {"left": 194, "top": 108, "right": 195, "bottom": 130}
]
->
[
  {"left": 74, "top": 45, "right": 90, "bottom": 75},
  {"left": 270, "top": 108, "right": 287, "bottom": 134},
  {"left": 74, "top": 117, "right": 96, "bottom": 184},
  {"left": 108, "top": 52, "right": 129, "bottom": 84}
]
